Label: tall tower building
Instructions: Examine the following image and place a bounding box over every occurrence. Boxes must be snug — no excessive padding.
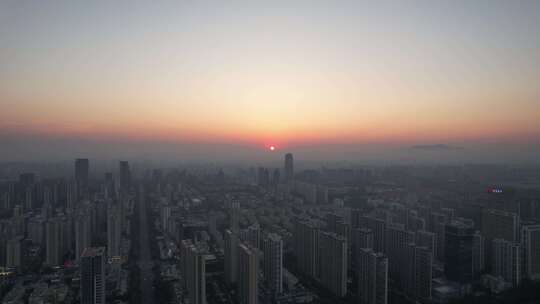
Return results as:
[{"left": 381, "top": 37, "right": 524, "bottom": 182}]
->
[
  {"left": 284, "top": 153, "right": 294, "bottom": 182},
  {"left": 45, "top": 218, "right": 63, "bottom": 266},
  {"left": 481, "top": 209, "right": 519, "bottom": 271},
  {"left": 224, "top": 229, "right": 239, "bottom": 285},
  {"left": 263, "top": 233, "right": 283, "bottom": 296},
  {"left": 238, "top": 243, "right": 258, "bottom": 304},
  {"left": 75, "top": 158, "right": 89, "bottom": 200},
  {"left": 521, "top": 225, "right": 540, "bottom": 280},
  {"left": 75, "top": 214, "right": 92, "bottom": 261},
  {"left": 80, "top": 247, "right": 106, "bottom": 304},
  {"left": 107, "top": 206, "right": 122, "bottom": 258},
  {"left": 319, "top": 232, "right": 348, "bottom": 297},
  {"left": 119, "top": 161, "right": 131, "bottom": 194},
  {"left": 358, "top": 248, "right": 388, "bottom": 304}
]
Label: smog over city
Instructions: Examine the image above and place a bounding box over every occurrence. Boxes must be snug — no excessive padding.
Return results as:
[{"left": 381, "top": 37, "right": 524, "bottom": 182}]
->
[{"left": 1, "top": 1, "right": 540, "bottom": 304}]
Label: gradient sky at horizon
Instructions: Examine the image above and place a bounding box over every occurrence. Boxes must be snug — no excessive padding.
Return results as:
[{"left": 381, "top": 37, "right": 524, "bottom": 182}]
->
[{"left": 1, "top": 1, "right": 540, "bottom": 161}]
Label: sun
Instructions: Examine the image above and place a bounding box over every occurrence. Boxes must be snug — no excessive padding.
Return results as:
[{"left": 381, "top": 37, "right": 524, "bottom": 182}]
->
[{"left": 269, "top": 145, "right": 276, "bottom": 151}]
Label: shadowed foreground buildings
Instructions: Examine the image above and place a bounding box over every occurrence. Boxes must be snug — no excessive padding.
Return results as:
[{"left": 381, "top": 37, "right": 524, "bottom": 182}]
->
[
  {"left": 238, "top": 243, "right": 258, "bottom": 304},
  {"left": 358, "top": 248, "right": 388, "bottom": 304},
  {"left": 181, "top": 239, "right": 207, "bottom": 304},
  {"left": 80, "top": 247, "right": 105, "bottom": 304},
  {"left": 264, "top": 233, "right": 283, "bottom": 297}
]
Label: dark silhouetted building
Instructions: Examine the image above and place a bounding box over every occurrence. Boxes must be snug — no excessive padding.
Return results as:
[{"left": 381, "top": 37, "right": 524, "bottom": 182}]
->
[
  {"left": 80, "top": 247, "right": 106, "bottom": 304},
  {"left": 75, "top": 158, "right": 89, "bottom": 200},
  {"left": 284, "top": 153, "right": 294, "bottom": 182}
]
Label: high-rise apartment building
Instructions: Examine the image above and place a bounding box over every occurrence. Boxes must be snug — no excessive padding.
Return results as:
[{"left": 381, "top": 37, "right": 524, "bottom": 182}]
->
[
  {"left": 263, "top": 233, "right": 283, "bottom": 296},
  {"left": 80, "top": 247, "right": 106, "bottom": 304},
  {"left": 492, "top": 239, "right": 521, "bottom": 286},
  {"left": 521, "top": 224, "right": 540, "bottom": 280},
  {"left": 358, "top": 248, "right": 388, "bottom": 304},
  {"left": 238, "top": 243, "right": 258, "bottom": 304},
  {"left": 318, "top": 232, "right": 348, "bottom": 297},
  {"left": 224, "top": 229, "right": 239, "bottom": 285}
]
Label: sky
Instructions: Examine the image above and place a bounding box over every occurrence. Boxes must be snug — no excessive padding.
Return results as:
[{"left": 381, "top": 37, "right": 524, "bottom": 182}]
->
[{"left": 1, "top": 1, "right": 540, "bottom": 163}]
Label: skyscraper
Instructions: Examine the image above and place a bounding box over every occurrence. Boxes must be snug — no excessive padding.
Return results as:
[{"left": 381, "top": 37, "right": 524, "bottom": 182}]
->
[
  {"left": 318, "top": 232, "right": 348, "bottom": 297},
  {"left": 238, "top": 243, "right": 258, "bottom": 304},
  {"left": 263, "top": 233, "right": 283, "bottom": 296},
  {"left": 284, "top": 153, "right": 294, "bottom": 182},
  {"left": 80, "top": 247, "right": 106, "bottom": 304},
  {"left": 224, "top": 229, "right": 239, "bottom": 285},
  {"left": 75, "top": 158, "right": 89, "bottom": 200},
  {"left": 358, "top": 248, "right": 388, "bottom": 304},
  {"left": 119, "top": 161, "right": 131, "bottom": 194}
]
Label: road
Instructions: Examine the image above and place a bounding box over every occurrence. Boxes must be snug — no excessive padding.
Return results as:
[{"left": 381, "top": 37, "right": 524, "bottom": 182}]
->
[{"left": 137, "top": 188, "right": 156, "bottom": 304}]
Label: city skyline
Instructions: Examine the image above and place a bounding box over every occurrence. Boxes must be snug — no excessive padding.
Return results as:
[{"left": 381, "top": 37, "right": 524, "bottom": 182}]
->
[{"left": 2, "top": 1, "right": 540, "bottom": 163}]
